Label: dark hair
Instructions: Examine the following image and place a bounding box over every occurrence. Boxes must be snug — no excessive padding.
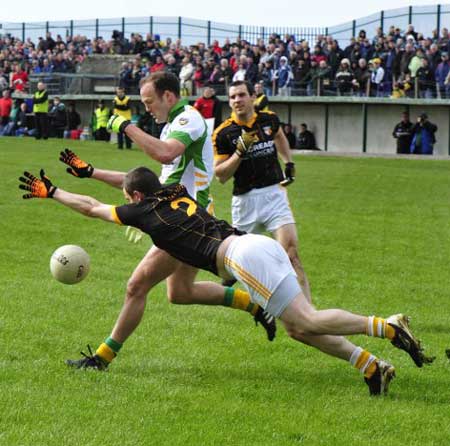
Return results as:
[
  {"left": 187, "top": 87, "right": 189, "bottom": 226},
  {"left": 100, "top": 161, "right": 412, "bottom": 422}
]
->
[
  {"left": 140, "top": 71, "right": 180, "bottom": 98},
  {"left": 123, "top": 167, "right": 161, "bottom": 197},
  {"left": 300, "top": 123, "right": 307, "bottom": 129},
  {"left": 229, "top": 80, "right": 255, "bottom": 96}
]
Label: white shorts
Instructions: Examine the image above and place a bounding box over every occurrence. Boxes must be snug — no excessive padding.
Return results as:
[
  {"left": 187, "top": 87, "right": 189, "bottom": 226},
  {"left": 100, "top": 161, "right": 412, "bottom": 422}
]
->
[
  {"left": 224, "top": 234, "right": 300, "bottom": 317},
  {"left": 231, "top": 184, "right": 295, "bottom": 234}
]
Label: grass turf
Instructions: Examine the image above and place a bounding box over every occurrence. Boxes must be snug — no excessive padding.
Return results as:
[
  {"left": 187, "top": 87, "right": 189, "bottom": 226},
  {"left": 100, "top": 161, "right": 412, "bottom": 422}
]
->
[{"left": 1, "top": 137, "right": 450, "bottom": 445}]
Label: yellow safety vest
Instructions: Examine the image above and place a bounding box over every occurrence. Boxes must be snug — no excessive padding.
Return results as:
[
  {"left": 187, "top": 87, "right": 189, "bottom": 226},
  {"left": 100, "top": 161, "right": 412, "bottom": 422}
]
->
[
  {"left": 95, "top": 107, "right": 110, "bottom": 129},
  {"left": 113, "top": 96, "right": 132, "bottom": 120},
  {"left": 33, "top": 90, "right": 48, "bottom": 113}
]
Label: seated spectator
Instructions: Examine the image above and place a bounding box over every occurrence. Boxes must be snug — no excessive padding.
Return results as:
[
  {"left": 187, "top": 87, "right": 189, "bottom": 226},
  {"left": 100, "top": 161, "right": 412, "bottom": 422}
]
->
[
  {"left": 14, "top": 102, "right": 29, "bottom": 136},
  {"left": 410, "top": 113, "right": 437, "bottom": 155},
  {"left": 48, "top": 97, "right": 67, "bottom": 138},
  {"left": 282, "top": 123, "right": 296, "bottom": 149},
  {"left": 193, "top": 86, "right": 221, "bottom": 128},
  {"left": 297, "top": 123, "right": 317, "bottom": 150},
  {"left": 335, "top": 58, "right": 354, "bottom": 95}
]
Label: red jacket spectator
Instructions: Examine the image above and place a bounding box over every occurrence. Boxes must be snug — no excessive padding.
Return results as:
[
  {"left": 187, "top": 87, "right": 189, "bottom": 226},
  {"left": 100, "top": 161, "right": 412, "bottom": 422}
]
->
[
  {"left": 11, "top": 66, "right": 28, "bottom": 92},
  {"left": 0, "top": 90, "right": 13, "bottom": 125}
]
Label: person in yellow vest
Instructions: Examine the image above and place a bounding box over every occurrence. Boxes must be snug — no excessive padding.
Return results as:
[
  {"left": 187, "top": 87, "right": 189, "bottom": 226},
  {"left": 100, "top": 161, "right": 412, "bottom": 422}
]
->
[
  {"left": 112, "top": 87, "right": 132, "bottom": 149},
  {"left": 254, "top": 81, "right": 269, "bottom": 112},
  {"left": 93, "top": 99, "right": 110, "bottom": 141},
  {"left": 33, "top": 81, "right": 49, "bottom": 140}
]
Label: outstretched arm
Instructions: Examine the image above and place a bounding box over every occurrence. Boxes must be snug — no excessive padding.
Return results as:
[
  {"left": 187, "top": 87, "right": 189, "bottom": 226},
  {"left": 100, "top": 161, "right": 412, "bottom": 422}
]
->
[
  {"left": 19, "top": 169, "right": 116, "bottom": 223},
  {"left": 59, "top": 148, "right": 126, "bottom": 189}
]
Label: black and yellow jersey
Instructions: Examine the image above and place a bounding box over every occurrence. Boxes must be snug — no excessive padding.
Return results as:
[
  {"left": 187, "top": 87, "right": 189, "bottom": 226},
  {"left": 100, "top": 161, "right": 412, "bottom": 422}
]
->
[
  {"left": 213, "top": 111, "right": 284, "bottom": 195},
  {"left": 112, "top": 184, "right": 242, "bottom": 275}
]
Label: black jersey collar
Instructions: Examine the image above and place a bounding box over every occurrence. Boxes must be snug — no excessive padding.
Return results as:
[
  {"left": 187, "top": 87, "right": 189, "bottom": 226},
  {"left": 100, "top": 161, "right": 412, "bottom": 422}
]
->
[
  {"left": 231, "top": 111, "right": 258, "bottom": 128},
  {"left": 168, "top": 99, "right": 189, "bottom": 123}
]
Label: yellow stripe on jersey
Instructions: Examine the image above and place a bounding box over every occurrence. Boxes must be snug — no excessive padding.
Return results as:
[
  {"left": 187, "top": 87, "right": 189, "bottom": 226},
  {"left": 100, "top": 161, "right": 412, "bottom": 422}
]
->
[
  {"left": 195, "top": 171, "right": 208, "bottom": 178},
  {"left": 111, "top": 207, "right": 123, "bottom": 225},
  {"left": 224, "top": 257, "right": 271, "bottom": 300},
  {"left": 214, "top": 154, "right": 230, "bottom": 161}
]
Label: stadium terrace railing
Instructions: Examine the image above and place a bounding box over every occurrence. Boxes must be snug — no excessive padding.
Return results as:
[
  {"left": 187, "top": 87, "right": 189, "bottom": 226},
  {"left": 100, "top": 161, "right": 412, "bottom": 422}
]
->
[{"left": 1, "top": 5, "right": 450, "bottom": 46}]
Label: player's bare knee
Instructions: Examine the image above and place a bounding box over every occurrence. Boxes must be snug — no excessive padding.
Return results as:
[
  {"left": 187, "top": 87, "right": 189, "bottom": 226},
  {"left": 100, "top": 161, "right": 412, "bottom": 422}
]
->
[
  {"left": 126, "top": 276, "right": 148, "bottom": 301},
  {"left": 166, "top": 285, "right": 193, "bottom": 304}
]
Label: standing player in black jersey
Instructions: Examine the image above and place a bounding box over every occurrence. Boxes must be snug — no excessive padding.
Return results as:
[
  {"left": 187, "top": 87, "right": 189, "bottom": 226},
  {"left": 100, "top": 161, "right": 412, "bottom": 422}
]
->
[
  {"left": 213, "top": 81, "right": 311, "bottom": 300},
  {"left": 19, "top": 166, "right": 432, "bottom": 395}
]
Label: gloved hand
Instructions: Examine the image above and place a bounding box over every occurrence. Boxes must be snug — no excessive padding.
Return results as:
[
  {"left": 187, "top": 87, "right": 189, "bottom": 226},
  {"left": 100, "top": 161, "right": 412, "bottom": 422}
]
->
[
  {"left": 280, "top": 162, "right": 295, "bottom": 187},
  {"left": 59, "top": 148, "right": 94, "bottom": 178},
  {"left": 19, "top": 169, "right": 57, "bottom": 199},
  {"left": 107, "top": 115, "right": 131, "bottom": 133},
  {"left": 235, "top": 129, "right": 258, "bottom": 158},
  {"left": 125, "top": 226, "right": 144, "bottom": 243}
]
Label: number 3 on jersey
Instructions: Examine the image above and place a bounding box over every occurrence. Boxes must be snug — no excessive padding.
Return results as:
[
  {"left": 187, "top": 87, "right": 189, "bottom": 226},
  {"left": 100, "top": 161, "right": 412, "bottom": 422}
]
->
[{"left": 170, "top": 197, "right": 197, "bottom": 216}]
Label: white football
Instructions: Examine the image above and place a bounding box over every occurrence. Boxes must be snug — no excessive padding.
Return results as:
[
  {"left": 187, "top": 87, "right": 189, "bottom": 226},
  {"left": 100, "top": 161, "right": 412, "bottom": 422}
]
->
[{"left": 50, "top": 245, "right": 90, "bottom": 285}]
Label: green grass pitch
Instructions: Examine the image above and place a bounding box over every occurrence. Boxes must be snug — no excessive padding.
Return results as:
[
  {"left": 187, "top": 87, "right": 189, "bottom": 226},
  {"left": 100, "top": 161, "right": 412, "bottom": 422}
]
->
[{"left": 1, "top": 137, "right": 450, "bottom": 445}]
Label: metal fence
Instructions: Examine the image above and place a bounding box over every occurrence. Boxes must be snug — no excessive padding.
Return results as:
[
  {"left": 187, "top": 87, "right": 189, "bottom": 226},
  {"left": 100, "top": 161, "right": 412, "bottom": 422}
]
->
[
  {"left": 0, "top": 17, "right": 324, "bottom": 46},
  {"left": 1, "top": 5, "right": 450, "bottom": 46},
  {"left": 327, "top": 4, "right": 450, "bottom": 44}
]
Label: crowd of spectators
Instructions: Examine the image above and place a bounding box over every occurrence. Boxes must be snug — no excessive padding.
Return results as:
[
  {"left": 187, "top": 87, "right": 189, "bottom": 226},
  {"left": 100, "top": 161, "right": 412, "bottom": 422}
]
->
[
  {"left": 113, "top": 25, "right": 450, "bottom": 99},
  {"left": 2, "top": 23, "right": 450, "bottom": 99}
]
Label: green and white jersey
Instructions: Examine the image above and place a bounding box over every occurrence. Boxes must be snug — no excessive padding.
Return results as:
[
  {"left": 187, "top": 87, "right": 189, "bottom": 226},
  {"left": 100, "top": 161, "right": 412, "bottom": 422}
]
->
[{"left": 159, "top": 99, "right": 214, "bottom": 210}]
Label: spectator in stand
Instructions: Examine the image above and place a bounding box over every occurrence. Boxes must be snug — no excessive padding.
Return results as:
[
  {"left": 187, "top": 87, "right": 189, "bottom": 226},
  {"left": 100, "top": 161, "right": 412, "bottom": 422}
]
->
[
  {"left": 193, "top": 62, "right": 206, "bottom": 95},
  {"left": 0, "top": 89, "right": 12, "bottom": 131},
  {"left": 208, "top": 64, "right": 223, "bottom": 93},
  {"left": 370, "top": 58, "right": 385, "bottom": 96},
  {"left": 435, "top": 52, "right": 450, "bottom": 98},
  {"left": 417, "top": 58, "right": 435, "bottom": 98},
  {"left": 14, "top": 102, "right": 29, "bottom": 136},
  {"left": 314, "top": 59, "right": 333, "bottom": 95},
  {"left": 151, "top": 55, "right": 166, "bottom": 73},
  {"left": 48, "top": 96, "right": 67, "bottom": 138},
  {"left": 65, "top": 101, "right": 81, "bottom": 138},
  {"left": 10, "top": 64, "right": 28, "bottom": 93},
  {"left": 438, "top": 27, "right": 449, "bottom": 52},
  {"left": 297, "top": 123, "right": 317, "bottom": 150},
  {"left": 260, "top": 60, "right": 275, "bottom": 96},
  {"left": 254, "top": 82, "right": 269, "bottom": 112},
  {"left": 193, "top": 85, "right": 221, "bottom": 128},
  {"left": 119, "top": 62, "right": 133, "bottom": 92},
  {"left": 292, "top": 58, "right": 309, "bottom": 96},
  {"left": 245, "top": 56, "right": 259, "bottom": 85},
  {"left": 179, "top": 57, "right": 194, "bottom": 96},
  {"left": 93, "top": 100, "right": 110, "bottom": 142},
  {"left": 0, "top": 69, "right": 8, "bottom": 92},
  {"left": 112, "top": 87, "right": 132, "bottom": 149},
  {"left": 32, "top": 81, "right": 49, "bottom": 140},
  {"left": 282, "top": 123, "right": 296, "bottom": 149},
  {"left": 392, "top": 111, "right": 414, "bottom": 154},
  {"left": 275, "top": 56, "right": 292, "bottom": 96},
  {"left": 410, "top": 113, "right": 437, "bottom": 155},
  {"left": 165, "top": 55, "right": 180, "bottom": 77},
  {"left": 335, "top": 58, "right": 353, "bottom": 95},
  {"left": 232, "top": 63, "right": 247, "bottom": 82}
]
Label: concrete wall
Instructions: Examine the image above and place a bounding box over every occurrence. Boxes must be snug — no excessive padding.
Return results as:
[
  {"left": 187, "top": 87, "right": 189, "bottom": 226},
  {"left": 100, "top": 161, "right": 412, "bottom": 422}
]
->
[{"left": 23, "top": 95, "right": 450, "bottom": 155}]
